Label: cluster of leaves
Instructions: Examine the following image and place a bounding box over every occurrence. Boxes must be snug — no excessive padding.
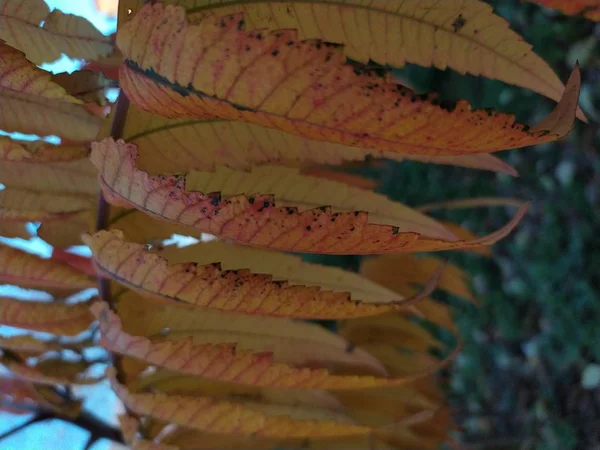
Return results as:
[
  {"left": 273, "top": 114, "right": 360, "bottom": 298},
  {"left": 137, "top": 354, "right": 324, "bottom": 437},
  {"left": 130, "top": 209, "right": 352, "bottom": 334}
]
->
[{"left": 0, "top": 0, "right": 589, "bottom": 449}]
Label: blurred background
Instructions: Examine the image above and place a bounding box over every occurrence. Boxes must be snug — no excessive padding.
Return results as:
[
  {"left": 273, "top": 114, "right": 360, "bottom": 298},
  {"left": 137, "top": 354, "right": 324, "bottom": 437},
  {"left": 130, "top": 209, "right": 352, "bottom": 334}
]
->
[{"left": 0, "top": 0, "right": 598, "bottom": 449}]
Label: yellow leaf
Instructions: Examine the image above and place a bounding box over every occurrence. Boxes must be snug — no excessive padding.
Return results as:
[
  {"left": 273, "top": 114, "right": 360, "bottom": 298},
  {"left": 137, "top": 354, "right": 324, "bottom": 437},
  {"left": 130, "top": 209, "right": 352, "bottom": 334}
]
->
[
  {"left": 0, "top": 297, "right": 94, "bottom": 335},
  {"left": 360, "top": 255, "right": 475, "bottom": 304},
  {"left": 84, "top": 230, "right": 438, "bottom": 320},
  {"left": 109, "top": 368, "right": 370, "bottom": 438},
  {"left": 0, "top": 137, "right": 97, "bottom": 196},
  {"left": 0, "top": 43, "right": 102, "bottom": 140},
  {"left": 0, "top": 0, "right": 113, "bottom": 64},
  {"left": 338, "top": 314, "right": 441, "bottom": 353},
  {"left": 92, "top": 139, "right": 528, "bottom": 254},
  {"left": 109, "top": 207, "right": 199, "bottom": 244},
  {"left": 117, "top": 4, "right": 581, "bottom": 157},
  {"left": 92, "top": 302, "right": 447, "bottom": 390},
  {"left": 114, "top": 291, "right": 386, "bottom": 376},
  {"left": 123, "top": 104, "right": 514, "bottom": 176},
  {"left": 0, "top": 245, "right": 95, "bottom": 293},
  {"left": 119, "top": 0, "right": 581, "bottom": 118}
]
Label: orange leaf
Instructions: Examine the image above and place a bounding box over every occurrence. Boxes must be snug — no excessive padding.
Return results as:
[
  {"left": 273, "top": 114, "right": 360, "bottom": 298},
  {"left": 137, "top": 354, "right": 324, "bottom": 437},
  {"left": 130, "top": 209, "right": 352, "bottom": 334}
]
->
[
  {"left": 84, "top": 230, "right": 438, "bottom": 319},
  {"left": 0, "top": 297, "right": 94, "bottom": 335},
  {"left": 117, "top": 5, "right": 580, "bottom": 157},
  {"left": 122, "top": 103, "right": 514, "bottom": 176},
  {"left": 527, "top": 0, "right": 600, "bottom": 21},
  {"left": 91, "top": 138, "right": 528, "bottom": 255},
  {"left": 114, "top": 291, "right": 388, "bottom": 377},
  {"left": 108, "top": 368, "right": 371, "bottom": 438},
  {"left": 0, "top": 0, "right": 113, "bottom": 64},
  {"left": 92, "top": 303, "right": 450, "bottom": 390}
]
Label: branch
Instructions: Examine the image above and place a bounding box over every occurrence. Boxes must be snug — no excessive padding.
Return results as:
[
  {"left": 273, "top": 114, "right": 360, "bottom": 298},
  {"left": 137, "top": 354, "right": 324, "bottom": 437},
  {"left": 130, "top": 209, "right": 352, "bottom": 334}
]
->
[
  {"left": 0, "top": 401, "right": 124, "bottom": 446},
  {"left": 0, "top": 413, "right": 50, "bottom": 443}
]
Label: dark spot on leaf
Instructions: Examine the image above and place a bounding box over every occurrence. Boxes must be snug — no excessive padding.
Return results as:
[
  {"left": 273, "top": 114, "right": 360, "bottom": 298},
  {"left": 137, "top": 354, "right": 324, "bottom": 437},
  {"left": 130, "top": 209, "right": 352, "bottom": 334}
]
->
[
  {"left": 237, "top": 19, "right": 244, "bottom": 30},
  {"left": 306, "top": 226, "right": 312, "bottom": 231},
  {"left": 345, "top": 343, "right": 356, "bottom": 353},
  {"left": 287, "top": 40, "right": 295, "bottom": 46},
  {"left": 391, "top": 226, "right": 399, "bottom": 235},
  {"left": 272, "top": 49, "right": 279, "bottom": 56},
  {"left": 248, "top": 196, "right": 255, "bottom": 204},
  {"left": 452, "top": 14, "right": 466, "bottom": 32}
]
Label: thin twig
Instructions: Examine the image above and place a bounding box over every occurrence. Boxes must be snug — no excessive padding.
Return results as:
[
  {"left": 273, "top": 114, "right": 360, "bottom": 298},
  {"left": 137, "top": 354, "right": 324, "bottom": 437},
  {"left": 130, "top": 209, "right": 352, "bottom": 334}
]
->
[{"left": 0, "top": 413, "right": 50, "bottom": 443}]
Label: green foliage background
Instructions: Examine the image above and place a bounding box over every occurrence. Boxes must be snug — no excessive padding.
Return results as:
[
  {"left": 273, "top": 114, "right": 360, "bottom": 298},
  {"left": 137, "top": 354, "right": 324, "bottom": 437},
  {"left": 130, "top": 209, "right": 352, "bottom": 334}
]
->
[{"left": 313, "top": 1, "right": 600, "bottom": 449}]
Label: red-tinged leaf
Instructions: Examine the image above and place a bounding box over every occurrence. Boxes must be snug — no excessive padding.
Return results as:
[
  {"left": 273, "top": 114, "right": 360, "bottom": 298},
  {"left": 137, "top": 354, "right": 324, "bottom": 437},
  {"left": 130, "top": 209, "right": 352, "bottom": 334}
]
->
[
  {"left": 50, "top": 248, "right": 97, "bottom": 277},
  {"left": 0, "top": 297, "right": 94, "bottom": 335},
  {"left": 0, "top": 244, "right": 95, "bottom": 293},
  {"left": 0, "top": 0, "right": 113, "bottom": 64},
  {"left": 84, "top": 230, "right": 439, "bottom": 320},
  {"left": 121, "top": 1, "right": 586, "bottom": 119},
  {"left": 92, "top": 303, "right": 453, "bottom": 390},
  {"left": 117, "top": 5, "right": 580, "bottom": 157},
  {"left": 0, "top": 43, "right": 102, "bottom": 140},
  {"left": 91, "top": 139, "right": 528, "bottom": 255}
]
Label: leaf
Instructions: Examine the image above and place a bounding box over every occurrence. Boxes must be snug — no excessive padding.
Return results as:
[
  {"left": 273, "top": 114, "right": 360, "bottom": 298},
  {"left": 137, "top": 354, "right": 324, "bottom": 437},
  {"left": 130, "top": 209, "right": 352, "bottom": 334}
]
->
[
  {"left": 109, "top": 207, "right": 199, "bottom": 245},
  {"left": 109, "top": 369, "right": 371, "bottom": 438},
  {"left": 0, "top": 188, "right": 94, "bottom": 221},
  {"left": 0, "top": 43, "right": 102, "bottom": 140},
  {"left": 0, "top": 356, "right": 100, "bottom": 386},
  {"left": 117, "top": 4, "right": 581, "bottom": 157},
  {"left": 119, "top": 0, "right": 581, "bottom": 118},
  {"left": 527, "top": 0, "right": 600, "bottom": 21},
  {"left": 37, "top": 211, "right": 95, "bottom": 249},
  {"left": 84, "top": 49, "right": 123, "bottom": 80},
  {"left": 0, "top": 222, "right": 30, "bottom": 240},
  {"left": 50, "top": 248, "right": 97, "bottom": 277},
  {"left": 84, "top": 230, "right": 438, "bottom": 319},
  {"left": 52, "top": 70, "right": 111, "bottom": 105},
  {"left": 0, "top": 244, "right": 95, "bottom": 293},
  {"left": 122, "top": 104, "right": 513, "bottom": 176},
  {"left": 339, "top": 312, "right": 444, "bottom": 354},
  {"left": 92, "top": 302, "right": 449, "bottom": 390},
  {"left": 0, "top": 137, "right": 97, "bottom": 196},
  {"left": 360, "top": 255, "right": 475, "bottom": 304},
  {"left": 0, "top": 0, "right": 113, "bottom": 64},
  {"left": 0, "top": 335, "right": 62, "bottom": 353},
  {"left": 92, "top": 138, "right": 528, "bottom": 254},
  {"left": 127, "top": 367, "right": 347, "bottom": 415},
  {"left": 0, "top": 297, "right": 94, "bottom": 335},
  {"left": 114, "top": 291, "right": 387, "bottom": 375}
]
